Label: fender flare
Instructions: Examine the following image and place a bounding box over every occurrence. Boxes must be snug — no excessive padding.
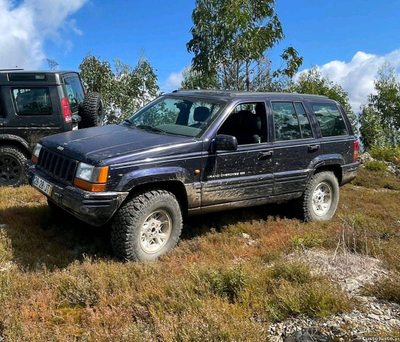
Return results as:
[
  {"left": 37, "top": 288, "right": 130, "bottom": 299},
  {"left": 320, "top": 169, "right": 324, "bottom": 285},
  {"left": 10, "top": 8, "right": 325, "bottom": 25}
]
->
[
  {"left": 0, "top": 134, "right": 31, "bottom": 155},
  {"left": 118, "top": 167, "right": 191, "bottom": 192}
]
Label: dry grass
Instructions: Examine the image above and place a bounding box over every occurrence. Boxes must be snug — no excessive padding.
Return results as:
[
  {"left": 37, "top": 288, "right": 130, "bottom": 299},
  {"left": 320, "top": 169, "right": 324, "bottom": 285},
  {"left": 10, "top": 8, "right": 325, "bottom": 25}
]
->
[{"left": 0, "top": 169, "right": 398, "bottom": 340}]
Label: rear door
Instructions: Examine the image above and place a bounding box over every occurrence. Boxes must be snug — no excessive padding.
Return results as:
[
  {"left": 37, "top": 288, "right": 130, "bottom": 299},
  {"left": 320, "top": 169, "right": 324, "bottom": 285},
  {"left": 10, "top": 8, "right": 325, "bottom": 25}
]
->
[{"left": 270, "top": 100, "right": 320, "bottom": 195}]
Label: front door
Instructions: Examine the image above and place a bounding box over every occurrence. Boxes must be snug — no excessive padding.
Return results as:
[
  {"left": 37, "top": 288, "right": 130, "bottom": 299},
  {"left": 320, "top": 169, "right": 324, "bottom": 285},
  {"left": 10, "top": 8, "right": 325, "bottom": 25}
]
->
[{"left": 202, "top": 102, "right": 274, "bottom": 206}]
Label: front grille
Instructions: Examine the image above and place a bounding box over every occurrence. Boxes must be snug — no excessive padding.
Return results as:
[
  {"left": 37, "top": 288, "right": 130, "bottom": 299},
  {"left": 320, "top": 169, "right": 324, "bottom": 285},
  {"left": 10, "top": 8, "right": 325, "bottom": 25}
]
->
[{"left": 37, "top": 148, "right": 77, "bottom": 185}]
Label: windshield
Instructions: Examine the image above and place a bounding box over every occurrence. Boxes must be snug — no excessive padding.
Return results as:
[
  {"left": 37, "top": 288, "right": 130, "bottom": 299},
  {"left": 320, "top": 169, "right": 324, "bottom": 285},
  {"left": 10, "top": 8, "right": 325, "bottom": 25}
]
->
[{"left": 125, "top": 96, "right": 224, "bottom": 137}]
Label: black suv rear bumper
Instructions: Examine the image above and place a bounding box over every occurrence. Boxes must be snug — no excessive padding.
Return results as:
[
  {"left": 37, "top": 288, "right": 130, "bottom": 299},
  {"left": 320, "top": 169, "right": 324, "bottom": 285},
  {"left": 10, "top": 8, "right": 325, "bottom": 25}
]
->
[{"left": 27, "top": 161, "right": 128, "bottom": 226}]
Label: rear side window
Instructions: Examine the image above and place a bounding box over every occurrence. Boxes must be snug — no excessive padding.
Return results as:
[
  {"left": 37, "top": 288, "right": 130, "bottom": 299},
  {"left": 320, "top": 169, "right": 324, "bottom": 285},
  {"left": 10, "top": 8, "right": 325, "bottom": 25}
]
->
[
  {"left": 312, "top": 103, "right": 348, "bottom": 137},
  {"left": 272, "top": 102, "right": 313, "bottom": 141},
  {"left": 12, "top": 88, "right": 52, "bottom": 115},
  {"left": 64, "top": 77, "right": 85, "bottom": 112}
]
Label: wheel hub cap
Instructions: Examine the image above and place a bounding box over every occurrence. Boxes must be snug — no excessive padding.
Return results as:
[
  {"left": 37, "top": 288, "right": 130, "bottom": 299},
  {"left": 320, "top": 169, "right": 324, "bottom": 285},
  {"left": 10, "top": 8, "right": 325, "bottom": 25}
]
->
[
  {"left": 312, "top": 181, "right": 332, "bottom": 217},
  {"left": 140, "top": 210, "right": 172, "bottom": 254}
]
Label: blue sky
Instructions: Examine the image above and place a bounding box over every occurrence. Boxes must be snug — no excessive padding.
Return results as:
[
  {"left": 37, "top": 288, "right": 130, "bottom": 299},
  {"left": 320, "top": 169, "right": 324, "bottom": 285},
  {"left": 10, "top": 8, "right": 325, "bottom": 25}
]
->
[{"left": 1, "top": 0, "right": 400, "bottom": 109}]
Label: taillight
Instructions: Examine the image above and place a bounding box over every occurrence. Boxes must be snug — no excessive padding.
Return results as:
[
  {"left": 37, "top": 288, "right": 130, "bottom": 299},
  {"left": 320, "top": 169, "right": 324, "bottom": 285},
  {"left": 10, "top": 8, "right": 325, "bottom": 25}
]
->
[
  {"left": 354, "top": 140, "right": 359, "bottom": 162},
  {"left": 61, "top": 97, "right": 72, "bottom": 123}
]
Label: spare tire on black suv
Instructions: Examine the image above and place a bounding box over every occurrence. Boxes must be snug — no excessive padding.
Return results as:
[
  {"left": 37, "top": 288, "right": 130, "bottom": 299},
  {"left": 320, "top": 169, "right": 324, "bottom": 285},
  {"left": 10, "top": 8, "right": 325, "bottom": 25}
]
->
[{"left": 0, "top": 70, "right": 105, "bottom": 186}]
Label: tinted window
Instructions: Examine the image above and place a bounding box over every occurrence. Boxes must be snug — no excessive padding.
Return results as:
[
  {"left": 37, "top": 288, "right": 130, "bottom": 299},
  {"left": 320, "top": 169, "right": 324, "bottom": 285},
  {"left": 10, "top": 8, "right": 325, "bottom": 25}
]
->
[
  {"left": 312, "top": 103, "right": 348, "bottom": 137},
  {"left": 12, "top": 88, "right": 52, "bottom": 115},
  {"left": 273, "top": 102, "right": 314, "bottom": 141},
  {"left": 295, "top": 102, "right": 313, "bottom": 139},
  {"left": 64, "top": 77, "right": 85, "bottom": 112}
]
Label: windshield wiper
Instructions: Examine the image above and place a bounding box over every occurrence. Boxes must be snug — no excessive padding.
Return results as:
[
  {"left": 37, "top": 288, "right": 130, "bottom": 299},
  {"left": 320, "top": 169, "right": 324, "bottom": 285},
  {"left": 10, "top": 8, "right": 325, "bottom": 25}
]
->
[
  {"left": 136, "top": 125, "right": 166, "bottom": 134},
  {"left": 123, "top": 119, "right": 135, "bottom": 126}
]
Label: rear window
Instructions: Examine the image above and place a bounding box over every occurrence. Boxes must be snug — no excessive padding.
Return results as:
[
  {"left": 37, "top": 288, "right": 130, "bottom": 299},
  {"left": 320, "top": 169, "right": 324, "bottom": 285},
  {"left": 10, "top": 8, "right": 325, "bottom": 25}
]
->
[
  {"left": 312, "top": 103, "right": 348, "bottom": 137},
  {"left": 12, "top": 88, "right": 52, "bottom": 115},
  {"left": 63, "top": 77, "right": 85, "bottom": 111}
]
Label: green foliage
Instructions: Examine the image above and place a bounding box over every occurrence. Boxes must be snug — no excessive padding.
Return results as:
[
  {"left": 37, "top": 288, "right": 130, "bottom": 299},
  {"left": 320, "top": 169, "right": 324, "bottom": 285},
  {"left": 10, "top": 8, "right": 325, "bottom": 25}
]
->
[
  {"left": 364, "top": 160, "right": 388, "bottom": 172},
  {"left": 264, "top": 262, "right": 353, "bottom": 322},
  {"left": 362, "top": 62, "right": 400, "bottom": 147},
  {"left": 359, "top": 106, "right": 386, "bottom": 149},
  {"left": 363, "top": 273, "right": 400, "bottom": 305},
  {"left": 79, "top": 53, "right": 159, "bottom": 123},
  {"left": 291, "top": 67, "right": 357, "bottom": 132},
  {"left": 369, "top": 145, "right": 400, "bottom": 163},
  {"left": 185, "top": 0, "right": 302, "bottom": 91},
  {"left": 190, "top": 265, "right": 247, "bottom": 303}
]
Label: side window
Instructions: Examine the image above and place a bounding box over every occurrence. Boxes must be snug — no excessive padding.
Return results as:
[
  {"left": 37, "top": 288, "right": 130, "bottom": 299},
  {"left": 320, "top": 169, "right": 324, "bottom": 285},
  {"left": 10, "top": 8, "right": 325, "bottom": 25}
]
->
[
  {"left": 295, "top": 102, "right": 313, "bottom": 139},
  {"left": 312, "top": 103, "right": 348, "bottom": 137},
  {"left": 12, "top": 88, "right": 52, "bottom": 115},
  {"left": 218, "top": 102, "right": 266, "bottom": 145},
  {"left": 272, "top": 102, "right": 314, "bottom": 141},
  {"left": 64, "top": 77, "right": 85, "bottom": 112}
]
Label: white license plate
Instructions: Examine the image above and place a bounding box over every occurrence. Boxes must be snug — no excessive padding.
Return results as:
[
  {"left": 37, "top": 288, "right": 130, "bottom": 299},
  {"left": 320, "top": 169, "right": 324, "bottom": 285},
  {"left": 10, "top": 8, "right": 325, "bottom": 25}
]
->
[{"left": 33, "top": 175, "right": 53, "bottom": 196}]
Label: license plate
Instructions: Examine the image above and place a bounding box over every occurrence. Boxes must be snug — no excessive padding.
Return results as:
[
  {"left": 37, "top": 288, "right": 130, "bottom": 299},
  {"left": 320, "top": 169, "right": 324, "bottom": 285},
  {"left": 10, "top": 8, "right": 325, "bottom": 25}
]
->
[{"left": 33, "top": 175, "right": 53, "bottom": 196}]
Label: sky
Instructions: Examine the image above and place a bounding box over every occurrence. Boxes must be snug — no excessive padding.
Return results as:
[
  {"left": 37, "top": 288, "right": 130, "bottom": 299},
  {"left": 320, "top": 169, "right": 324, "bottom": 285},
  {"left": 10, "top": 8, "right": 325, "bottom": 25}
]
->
[{"left": 1, "top": 0, "right": 400, "bottom": 111}]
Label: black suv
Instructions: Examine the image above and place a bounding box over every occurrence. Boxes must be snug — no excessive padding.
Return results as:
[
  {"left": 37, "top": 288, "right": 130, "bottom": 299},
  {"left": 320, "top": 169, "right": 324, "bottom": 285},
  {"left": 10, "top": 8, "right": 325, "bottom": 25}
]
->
[
  {"left": 0, "top": 70, "right": 104, "bottom": 186},
  {"left": 27, "top": 90, "right": 359, "bottom": 261}
]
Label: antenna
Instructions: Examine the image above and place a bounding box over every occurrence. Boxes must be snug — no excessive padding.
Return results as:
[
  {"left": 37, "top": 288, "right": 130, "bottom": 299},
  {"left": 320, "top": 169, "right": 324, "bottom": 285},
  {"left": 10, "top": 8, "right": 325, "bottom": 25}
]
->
[{"left": 46, "top": 59, "right": 59, "bottom": 70}]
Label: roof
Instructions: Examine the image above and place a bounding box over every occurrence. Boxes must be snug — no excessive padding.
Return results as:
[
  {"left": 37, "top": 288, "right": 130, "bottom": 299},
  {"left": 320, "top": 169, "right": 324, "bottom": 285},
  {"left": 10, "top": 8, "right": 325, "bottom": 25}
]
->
[
  {"left": 0, "top": 70, "right": 80, "bottom": 85},
  {"left": 0, "top": 70, "right": 77, "bottom": 74},
  {"left": 168, "top": 89, "right": 330, "bottom": 101}
]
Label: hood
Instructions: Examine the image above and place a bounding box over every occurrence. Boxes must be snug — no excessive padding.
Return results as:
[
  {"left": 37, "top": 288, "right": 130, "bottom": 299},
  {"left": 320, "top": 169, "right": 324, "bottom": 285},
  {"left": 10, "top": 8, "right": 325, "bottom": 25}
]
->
[{"left": 40, "top": 124, "right": 199, "bottom": 165}]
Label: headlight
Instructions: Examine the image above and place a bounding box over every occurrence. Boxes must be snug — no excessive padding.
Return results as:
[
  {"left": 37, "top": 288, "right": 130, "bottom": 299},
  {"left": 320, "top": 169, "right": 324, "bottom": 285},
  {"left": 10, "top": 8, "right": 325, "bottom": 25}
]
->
[
  {"left": 74, "top": 162, "right": 109, "bottom": 192},
  {"left": 32, "top": 143, "right": 42, "bottom": 164}
]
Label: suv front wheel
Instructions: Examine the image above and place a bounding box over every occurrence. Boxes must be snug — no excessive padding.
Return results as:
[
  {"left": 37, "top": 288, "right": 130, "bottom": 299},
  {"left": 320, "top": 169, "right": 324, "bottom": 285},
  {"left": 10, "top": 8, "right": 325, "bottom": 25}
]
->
[
  {"left": 0, "top": 145, "right": 27, "bottom": 187},
  {"left": 111, "top": 189, "right": 183, "bottom": 261},
  {"left": 300, "top": 171, "right": 339, "bottom": 221}
]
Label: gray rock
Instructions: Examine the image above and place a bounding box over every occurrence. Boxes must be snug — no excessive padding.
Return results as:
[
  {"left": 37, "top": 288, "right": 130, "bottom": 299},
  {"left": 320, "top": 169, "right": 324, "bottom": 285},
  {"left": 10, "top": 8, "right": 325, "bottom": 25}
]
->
[
  {"left": 284, "top": 337, "right": 297, "bottom": 342},
  {"left": 316, "top": 335, "right": 329, "bottom": 342},
  {"left": 359, "top": 152, "right": 373, "bottom": 163},
  {"left": 367, "top": 313, "right": 380, "bottom": 320},
  {"left": 300, "top": 331, "right": 314, "bottom": 341}
]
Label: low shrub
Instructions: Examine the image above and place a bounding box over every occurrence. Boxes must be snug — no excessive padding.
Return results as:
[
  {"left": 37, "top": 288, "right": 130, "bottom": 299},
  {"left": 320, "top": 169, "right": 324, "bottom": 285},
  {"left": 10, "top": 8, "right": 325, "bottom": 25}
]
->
[
  {"left": 369, "top": 145, "right": 400, "bottom": 163},
  {"left": 364, "top": 160, "right": 387, "bottom": 172},
  {"left": 363, "top": 272, "right": 400, "bottom": 305}
]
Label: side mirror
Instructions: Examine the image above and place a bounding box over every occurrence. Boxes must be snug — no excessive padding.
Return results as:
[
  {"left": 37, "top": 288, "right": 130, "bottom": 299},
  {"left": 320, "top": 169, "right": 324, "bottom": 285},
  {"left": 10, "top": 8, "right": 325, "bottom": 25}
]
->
[{"left": 212, "top": 134, "right": 238, "bottom": 151}]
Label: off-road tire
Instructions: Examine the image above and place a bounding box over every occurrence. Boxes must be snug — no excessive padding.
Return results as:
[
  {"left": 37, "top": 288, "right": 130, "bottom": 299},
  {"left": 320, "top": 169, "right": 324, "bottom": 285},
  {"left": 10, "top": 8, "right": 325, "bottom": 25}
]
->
[
  {"left": 111, "top": 189, "right": 183, "bottom": 261},
  {"left": 298, "top": 171, "right": 339, "bottom": 222},
  {"left": 80, "top": 92, "right": 105, "bottom": 128},
  {"left": 0, "top": 145, "right": 27, "bottom": 187}
]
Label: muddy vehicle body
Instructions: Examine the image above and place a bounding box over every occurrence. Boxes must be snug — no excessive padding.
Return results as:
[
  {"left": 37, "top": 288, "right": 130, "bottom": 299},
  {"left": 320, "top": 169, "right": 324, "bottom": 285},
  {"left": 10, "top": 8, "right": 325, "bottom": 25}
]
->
[
  {"left": 0, "top": 70, "right": 104, "bottom": 186},
  {"left": 27, "top": 90, "right": 359, "bottom": 260}
]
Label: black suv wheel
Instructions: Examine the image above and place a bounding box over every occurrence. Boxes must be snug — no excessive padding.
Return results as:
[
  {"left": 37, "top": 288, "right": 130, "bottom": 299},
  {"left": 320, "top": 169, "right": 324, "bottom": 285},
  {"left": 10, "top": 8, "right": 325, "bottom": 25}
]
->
[
  {"left": 300, "top": 171, "right": 339, "bottom": 221},
  {"left": 111, "top": 189, "right": 183, "bottom": 261},
  {"left": 0, "top": 145, "right": 27, "bottom": 187}
]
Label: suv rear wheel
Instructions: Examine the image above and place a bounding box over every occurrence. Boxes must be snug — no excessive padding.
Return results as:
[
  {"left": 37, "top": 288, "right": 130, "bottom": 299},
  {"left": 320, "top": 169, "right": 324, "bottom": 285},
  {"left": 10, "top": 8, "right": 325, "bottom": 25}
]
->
[
  {"left": 111, "top": 189, "right": 183, "bottom": 261},
  {"left": 80, "top": 92, "right": 105, "bottom": 128},
  {"left": 0, "top": 145, "right": 27, "bottom": 187},
  {"left": 299, "top": 171, "right": 339, "bottom": 221}
]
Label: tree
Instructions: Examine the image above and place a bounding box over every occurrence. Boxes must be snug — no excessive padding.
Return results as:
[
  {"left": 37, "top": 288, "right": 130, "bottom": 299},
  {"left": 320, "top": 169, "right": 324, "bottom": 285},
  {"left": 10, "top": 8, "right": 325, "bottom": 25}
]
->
[
  {"left": 185, "top": 0, "right": 302, "bottom": 91},
  {"left": 79, "top": 53, "right": 159, "bottom": 123},
  {"left": 364, "top": 62, "right": 400, "bottom": 147},
  {"left": 359, "top": 105, "right": 385, "bottom": 149},
  {"left": 290, "top": 67, "right": 357, "bottom": 132}
]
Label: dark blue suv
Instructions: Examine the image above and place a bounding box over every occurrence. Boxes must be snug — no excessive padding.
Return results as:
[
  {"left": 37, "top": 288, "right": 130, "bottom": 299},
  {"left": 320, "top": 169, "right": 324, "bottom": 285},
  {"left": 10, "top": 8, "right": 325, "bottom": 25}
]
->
[{"left": 27, "top": 90, "right": 359, "bottom": 261}]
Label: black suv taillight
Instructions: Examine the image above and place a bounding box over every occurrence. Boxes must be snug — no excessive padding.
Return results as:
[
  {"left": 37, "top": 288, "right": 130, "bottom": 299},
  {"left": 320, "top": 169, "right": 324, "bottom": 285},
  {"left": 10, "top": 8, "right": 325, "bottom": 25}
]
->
[{"left": 354, "top": 140, "right": 359, "bottom": 162}]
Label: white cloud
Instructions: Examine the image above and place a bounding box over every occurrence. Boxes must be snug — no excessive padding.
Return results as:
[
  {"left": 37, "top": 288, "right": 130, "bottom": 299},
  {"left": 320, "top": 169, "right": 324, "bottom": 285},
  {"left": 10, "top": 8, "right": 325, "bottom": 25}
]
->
[
  {"left": 0, "top": 0, "right": 88, "bottom": 69},
  {"left": 300, "top": 49, "right": 400, "bottom": 111},
  {"left": 164, "top": 70, "right": 184, "bottom": 91}
]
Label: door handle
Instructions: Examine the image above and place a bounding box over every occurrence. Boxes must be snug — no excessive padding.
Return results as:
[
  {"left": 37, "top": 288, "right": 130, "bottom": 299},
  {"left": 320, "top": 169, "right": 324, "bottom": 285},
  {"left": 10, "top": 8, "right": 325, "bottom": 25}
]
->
[
  {"left": 258, "top": 151, "right": 274, "bottom": 159},
  {"left": 308, "top": 145, "right": 320, "bottom": 152}
]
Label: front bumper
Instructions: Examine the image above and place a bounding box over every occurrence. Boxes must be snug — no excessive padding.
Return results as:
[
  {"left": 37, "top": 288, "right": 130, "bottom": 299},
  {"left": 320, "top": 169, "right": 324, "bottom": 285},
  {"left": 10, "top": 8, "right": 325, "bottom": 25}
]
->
[{"left": 27, "top": 161, "right": 128, "bottom": 226}]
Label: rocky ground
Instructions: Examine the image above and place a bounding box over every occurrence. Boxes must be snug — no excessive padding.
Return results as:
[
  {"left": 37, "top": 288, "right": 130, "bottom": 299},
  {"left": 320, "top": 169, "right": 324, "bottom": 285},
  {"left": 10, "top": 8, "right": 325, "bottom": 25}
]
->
[{"left": 268, "top": 250, "right": 400, "bottom": 341}]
